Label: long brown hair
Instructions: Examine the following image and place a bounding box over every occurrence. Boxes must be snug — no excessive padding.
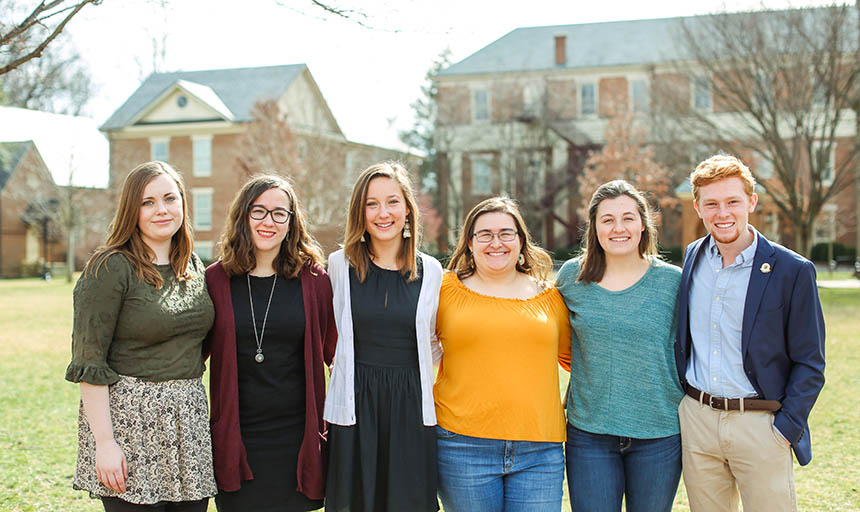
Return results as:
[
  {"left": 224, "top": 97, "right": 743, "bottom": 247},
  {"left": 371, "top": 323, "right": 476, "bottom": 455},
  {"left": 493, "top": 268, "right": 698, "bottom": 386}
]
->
[
  {"left": 447, "top": 196, "right": 552, "bottom": 280},
  {"left": 578, "top": 180, "right": 658, "bottom": 283},
  {"left": 343, "top": 161, "right": 420, "bottom": 282},
  {"left": 219, "top": 174, "right": 324, "bottom": 278},
  {"left": 84, "top": 161, "right": 194, "bottom": 288}
]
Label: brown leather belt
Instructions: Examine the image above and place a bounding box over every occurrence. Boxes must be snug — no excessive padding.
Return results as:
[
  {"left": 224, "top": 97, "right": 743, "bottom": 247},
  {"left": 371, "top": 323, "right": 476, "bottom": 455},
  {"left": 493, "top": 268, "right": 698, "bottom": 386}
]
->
[{"left": 686, "top": 385, "right": 781, "bottom": 412}]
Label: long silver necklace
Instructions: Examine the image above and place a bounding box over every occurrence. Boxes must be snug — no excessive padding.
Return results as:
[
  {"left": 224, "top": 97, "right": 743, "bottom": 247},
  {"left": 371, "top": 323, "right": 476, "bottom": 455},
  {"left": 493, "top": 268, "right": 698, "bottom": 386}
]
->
[{"left": 247, "top": 273, "right": 277, "bottom": 363}]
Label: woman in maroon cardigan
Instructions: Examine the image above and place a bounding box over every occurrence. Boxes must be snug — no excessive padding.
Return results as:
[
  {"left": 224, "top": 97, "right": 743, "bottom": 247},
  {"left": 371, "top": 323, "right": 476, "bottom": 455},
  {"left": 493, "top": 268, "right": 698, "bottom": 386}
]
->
[{"left": 204, "top": 175, "right": 336, "bottom": 511}]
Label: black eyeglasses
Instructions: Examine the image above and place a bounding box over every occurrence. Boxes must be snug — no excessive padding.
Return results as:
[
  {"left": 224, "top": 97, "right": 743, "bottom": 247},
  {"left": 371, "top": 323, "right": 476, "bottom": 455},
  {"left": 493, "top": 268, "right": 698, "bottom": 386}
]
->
[
  {"left": 249, "top": 205, "right": 293, "bottom": 224},
  {"left": 472, "top": 229, "right": 519, "bottom": 243}
]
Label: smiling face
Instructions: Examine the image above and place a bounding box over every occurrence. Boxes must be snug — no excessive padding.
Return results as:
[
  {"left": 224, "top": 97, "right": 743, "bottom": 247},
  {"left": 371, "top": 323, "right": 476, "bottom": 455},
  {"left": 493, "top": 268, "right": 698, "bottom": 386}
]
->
[
  {"left": 364, "top": 176, "right": 408, "bottom": 246},
  {"left": 694, "top": 176, "right": 757, "bottom": 249},
  {"left": 137, "top": 173, "right": 183, "bottom": 250},
  {"left": 595, "top": 195, "right": 645, "bottom": 259},
  {"left": 468, "top": 211, "right": 522, "bottom": 276},
  {"left": 249, "top": 187, "right": 291, "bottom": 257}
]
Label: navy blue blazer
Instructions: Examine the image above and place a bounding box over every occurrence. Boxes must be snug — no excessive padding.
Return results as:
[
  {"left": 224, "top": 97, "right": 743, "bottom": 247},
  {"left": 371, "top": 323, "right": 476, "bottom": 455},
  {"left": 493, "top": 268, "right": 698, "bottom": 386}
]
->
[{"left": 674, "top": 232, "right": 825, "bottom": 466}]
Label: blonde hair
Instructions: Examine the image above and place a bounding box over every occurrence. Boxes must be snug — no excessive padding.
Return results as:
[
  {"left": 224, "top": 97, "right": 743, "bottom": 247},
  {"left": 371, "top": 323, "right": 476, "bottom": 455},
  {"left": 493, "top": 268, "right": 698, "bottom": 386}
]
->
[
  {"left": 447, "top": 196, "right": 552, "bottom": 280},
  {"left": 343, "top": 161, "right": 420, "bottom": 282},
  {"left": 690, "top": 154, "right": 756, "bottom": 202},
  {"left": 84, "top": 161, "right": 193, "bottom": 288},
  {"left": 219, "top": 174, "right": 324, "bottom": 278}
]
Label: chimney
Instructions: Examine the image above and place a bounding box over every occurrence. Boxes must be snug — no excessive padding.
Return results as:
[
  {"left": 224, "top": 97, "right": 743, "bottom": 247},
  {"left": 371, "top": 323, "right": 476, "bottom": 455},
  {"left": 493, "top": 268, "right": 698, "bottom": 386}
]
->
[{"left": 555, "top": 35, "right": 566, "bottom": 65}]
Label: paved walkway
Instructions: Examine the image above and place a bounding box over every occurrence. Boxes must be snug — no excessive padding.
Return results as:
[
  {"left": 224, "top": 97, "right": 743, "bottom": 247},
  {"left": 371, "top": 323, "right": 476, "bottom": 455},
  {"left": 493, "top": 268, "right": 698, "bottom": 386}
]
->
[{"left": 817, "top": 279, "right": 860, "bottom": 288}]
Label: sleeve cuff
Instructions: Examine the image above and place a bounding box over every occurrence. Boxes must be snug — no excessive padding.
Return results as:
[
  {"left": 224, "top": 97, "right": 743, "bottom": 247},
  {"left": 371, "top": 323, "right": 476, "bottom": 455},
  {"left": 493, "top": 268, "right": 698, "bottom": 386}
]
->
[{"left": 64, "top": 364, "right": 119, "bottom": 386}]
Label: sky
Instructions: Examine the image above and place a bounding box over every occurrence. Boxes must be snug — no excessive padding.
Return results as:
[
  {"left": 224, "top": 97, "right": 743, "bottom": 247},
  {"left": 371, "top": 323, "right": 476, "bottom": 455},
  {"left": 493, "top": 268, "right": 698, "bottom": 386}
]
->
[{"left": 63, "top": 0, "right": 839, "bottom": 152}]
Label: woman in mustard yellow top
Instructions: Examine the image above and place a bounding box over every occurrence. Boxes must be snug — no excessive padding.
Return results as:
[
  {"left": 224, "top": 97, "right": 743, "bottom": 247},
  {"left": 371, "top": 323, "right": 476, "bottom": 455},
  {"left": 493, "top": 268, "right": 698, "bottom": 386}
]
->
[{"left": 434, "top": 197, "right": 572, "bottom": 512}]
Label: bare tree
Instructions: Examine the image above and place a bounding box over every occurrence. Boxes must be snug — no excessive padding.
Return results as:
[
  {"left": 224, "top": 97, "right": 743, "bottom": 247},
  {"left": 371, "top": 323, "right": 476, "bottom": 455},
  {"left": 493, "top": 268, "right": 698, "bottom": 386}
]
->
[
  {"left": 655, "top": 5, "right": 860, "bottom": 255},
  {"left": 0, "top": 0, "right": 101, "bottom": 76},
  {"left": 580, "top": 102, "right": 679, "bottom": 223},
  {"left": 1, "top": 30, "right": 94, "bottom": 114},
  {"left": 235, "top": 100, "right": 350, "bottom": 230}
]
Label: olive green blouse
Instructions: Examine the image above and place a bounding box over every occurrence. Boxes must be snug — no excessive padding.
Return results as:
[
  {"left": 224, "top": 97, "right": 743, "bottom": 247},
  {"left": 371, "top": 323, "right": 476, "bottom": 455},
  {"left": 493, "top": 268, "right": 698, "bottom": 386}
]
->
[{"left": 65, "top": 253, "right": 214, "bottom": 385}]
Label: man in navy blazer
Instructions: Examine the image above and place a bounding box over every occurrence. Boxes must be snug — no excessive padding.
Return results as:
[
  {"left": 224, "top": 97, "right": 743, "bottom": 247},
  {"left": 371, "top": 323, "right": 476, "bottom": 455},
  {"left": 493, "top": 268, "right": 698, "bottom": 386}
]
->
[{"left": 674, "top": 155, "right": 825, "bottom": 512}]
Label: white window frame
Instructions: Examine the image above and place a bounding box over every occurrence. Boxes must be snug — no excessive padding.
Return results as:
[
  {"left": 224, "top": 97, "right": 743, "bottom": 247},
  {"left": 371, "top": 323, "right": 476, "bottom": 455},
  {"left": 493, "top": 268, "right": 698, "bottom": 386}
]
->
[
  {"left": 191, "top": 188, "right": 214, "bottom": 232},
  {"left": 579, "top": 81, "right": 597, "bottom": 117},
  {"left": 471, "top": 155, "right": 492, "bottom": 195},
  {"left": 811, "top": 141, "right": 835, "bottom": 187},
  {"left": 192, "top": 135, "right": 213, "bottom": 177},
  {"left": 150, "top": 136, "right": 169, "bottom": 162},
  {"left": 297, "top": 139, "right": 308, "bottom": 163},
  {"left": 195, "top": 241, "right": 214, "bottom": 262},
  {"left": 473, "top": 88, "right": 490, "bottom": 122},
  {"left": 345, "top": 151, "right": 356, "bottom": 180},
  {"left": 693, "top": 75, "right": 712, "bottom": 112},
  {"left": 630, "top": 79, "right": 649, "bottom": 114}
]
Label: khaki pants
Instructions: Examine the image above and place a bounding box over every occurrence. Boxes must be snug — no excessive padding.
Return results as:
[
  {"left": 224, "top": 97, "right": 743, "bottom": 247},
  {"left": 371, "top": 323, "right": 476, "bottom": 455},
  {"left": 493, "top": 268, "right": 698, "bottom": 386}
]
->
[{"left": 678, "top": 394, "right": 797, "bottom": 512}]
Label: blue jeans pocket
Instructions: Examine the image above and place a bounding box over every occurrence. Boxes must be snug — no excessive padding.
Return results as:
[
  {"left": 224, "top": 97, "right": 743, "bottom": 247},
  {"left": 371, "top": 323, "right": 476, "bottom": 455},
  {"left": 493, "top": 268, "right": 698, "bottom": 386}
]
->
[{"left": 435, "top": 425, "right": 459, "bottom": 439}]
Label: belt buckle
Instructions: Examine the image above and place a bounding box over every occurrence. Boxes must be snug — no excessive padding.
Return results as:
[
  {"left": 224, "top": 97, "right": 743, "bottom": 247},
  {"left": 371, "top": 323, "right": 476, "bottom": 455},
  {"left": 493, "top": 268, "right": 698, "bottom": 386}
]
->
[{"left": 708, "top": 395, "right": 725, "bottom": 411}]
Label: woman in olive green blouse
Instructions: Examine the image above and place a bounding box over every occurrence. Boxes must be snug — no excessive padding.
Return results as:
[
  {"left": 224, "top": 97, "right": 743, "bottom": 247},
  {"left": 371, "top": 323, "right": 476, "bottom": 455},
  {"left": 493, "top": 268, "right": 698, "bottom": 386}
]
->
[{"left": 65, "top": 161, "right": 216, "bottom": 512}]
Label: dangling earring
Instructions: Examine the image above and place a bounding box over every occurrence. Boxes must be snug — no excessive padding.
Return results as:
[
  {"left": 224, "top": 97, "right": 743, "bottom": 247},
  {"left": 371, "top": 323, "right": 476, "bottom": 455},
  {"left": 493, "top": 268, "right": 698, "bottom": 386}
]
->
[
  {"left": 403, "top": 219, "right": 412, "bottom": 239},
  {"left": 360, "top": 232, "right": 366, "bottom": 242},
  {"left": 518, "top": 253, "right": 525, "bottom": 265}
]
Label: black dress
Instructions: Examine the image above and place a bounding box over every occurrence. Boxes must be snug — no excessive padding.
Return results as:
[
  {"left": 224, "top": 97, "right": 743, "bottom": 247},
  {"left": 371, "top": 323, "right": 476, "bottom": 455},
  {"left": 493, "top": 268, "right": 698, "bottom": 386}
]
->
[
  {"left": 325, "top": 262, "right": 438, "bottom": 512},
  {"left": 216, "top": 274, "right": 323, "bottom": 512}
]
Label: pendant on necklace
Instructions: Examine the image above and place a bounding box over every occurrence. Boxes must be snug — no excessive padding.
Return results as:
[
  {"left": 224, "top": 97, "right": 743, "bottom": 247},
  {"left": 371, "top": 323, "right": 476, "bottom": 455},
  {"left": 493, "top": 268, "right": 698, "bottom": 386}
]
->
[{"left": 255, "top": 349, "right": 265, "bottom": 363}]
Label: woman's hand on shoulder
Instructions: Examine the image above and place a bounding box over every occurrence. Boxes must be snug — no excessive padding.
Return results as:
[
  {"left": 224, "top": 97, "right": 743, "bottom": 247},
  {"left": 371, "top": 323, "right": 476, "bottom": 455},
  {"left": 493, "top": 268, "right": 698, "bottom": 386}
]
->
[{"left": 94, "top": 438, "right": 128, "bottom": 493}]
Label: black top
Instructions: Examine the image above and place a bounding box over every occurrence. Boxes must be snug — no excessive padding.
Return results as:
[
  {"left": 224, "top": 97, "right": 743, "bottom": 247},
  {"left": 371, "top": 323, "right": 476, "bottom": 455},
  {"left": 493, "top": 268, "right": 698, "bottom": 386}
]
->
[
  {"left": 349, "top": 261, "right": 423, "bottom": 368},
  {"left": 230, "top": 273, "right": 306, "bottom": 435}
]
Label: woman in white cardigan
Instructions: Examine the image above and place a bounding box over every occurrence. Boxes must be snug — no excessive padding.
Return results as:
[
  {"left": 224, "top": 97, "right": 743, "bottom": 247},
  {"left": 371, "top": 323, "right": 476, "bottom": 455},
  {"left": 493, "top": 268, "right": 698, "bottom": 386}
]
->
[{"left": 324, "top": 162, "right": 442, "bottom": 512}]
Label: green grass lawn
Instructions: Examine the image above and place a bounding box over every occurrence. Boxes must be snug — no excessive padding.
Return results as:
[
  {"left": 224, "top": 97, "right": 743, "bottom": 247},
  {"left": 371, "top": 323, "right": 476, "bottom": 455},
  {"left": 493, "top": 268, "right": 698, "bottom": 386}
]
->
[{"left": 0, "top": 277, "right": 857, "bottom": 511}]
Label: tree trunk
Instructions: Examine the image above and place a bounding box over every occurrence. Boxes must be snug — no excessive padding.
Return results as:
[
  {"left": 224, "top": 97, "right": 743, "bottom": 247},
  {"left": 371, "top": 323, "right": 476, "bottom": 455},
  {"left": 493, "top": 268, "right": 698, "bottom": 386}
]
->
[{"left": 66, "top": 229, "right": 75, "bottom": 283}]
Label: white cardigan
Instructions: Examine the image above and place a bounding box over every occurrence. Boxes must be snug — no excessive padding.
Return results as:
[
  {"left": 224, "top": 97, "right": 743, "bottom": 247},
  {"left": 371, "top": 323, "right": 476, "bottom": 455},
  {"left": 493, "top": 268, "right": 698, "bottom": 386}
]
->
[{"left": 323, "top": 249, "right": 443, "bottom": 426}]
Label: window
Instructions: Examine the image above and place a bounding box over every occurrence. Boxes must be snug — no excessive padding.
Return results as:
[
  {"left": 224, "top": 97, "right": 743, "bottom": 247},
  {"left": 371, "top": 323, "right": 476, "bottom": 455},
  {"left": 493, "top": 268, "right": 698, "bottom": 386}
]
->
[
  {"left": 631, "top": 80, "right": 649, "bottom": 113},
  {"left": 812, "top": 141, "right": 835, "bottom": 187},
  {"left": 150, "top": 137, "right": 169, "bottom": 162},
  {"left": 753, "top": 151, "right": 774, "bottom": 180},
  {"left": 523, "top": 83, "right": 543, "bottom": 117},
  {"left": 192, "top": 188, "right": 213, "bottom": 231},
  {"left": 580, "top": 83, "right": 596, "bottom": 116},
  {"left": 345, "top": 151, "right": 355, "bottom": 179},
  {"left": 298, "top": 140, "right": 308, "bottom": 163},
  {"left": 753, "top": 70, "right": 773, "bottom": 108},
  {"left": 192, "top": 136, "right": 212, "bottom": 177},
  {"left": 812, "top": 73, "right": 828, "bottom": 107},
  {"left": 693, "top": 75, "right": 712, "bottom": 111},
  {"left": 812, "top": 204, "right": 838, "bottom": 245},
  {"left": 471, "top": 156, "right": 491, "bottom": 195},
  {"left": 473, "top": 89, "right": 489, "bottom": 121},
  {"left": 195, "top": 241, "right": 214, "bottom": 262}
]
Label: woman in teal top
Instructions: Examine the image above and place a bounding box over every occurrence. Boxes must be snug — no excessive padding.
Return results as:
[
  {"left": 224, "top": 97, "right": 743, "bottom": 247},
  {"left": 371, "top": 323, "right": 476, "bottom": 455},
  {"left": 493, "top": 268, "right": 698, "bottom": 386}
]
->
[{"left": 556, "top": 180, "right": 683, "bottom": 512}]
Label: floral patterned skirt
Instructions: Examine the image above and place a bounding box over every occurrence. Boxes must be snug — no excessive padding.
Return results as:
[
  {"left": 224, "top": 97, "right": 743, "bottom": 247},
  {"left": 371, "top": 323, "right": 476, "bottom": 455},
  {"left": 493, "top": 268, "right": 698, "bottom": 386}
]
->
[{"left": 73, "top": 375, "right": 217, "bottom": 504}]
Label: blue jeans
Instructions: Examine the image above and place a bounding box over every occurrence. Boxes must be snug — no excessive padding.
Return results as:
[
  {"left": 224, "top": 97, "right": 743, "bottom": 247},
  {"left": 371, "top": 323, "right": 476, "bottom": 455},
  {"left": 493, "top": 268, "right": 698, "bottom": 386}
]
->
[
  {"left": 436, "top": 426, "right": 564, "bottom": 512},
  {"left": 565, "top": 423, "right": 681, "bottom": 512}
]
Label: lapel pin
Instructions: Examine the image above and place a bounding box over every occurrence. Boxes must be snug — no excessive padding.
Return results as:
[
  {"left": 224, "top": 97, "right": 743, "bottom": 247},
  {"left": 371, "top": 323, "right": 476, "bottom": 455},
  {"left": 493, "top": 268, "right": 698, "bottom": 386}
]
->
[{"left": 760, "top": 263, "right": 771, "bottom": 274}]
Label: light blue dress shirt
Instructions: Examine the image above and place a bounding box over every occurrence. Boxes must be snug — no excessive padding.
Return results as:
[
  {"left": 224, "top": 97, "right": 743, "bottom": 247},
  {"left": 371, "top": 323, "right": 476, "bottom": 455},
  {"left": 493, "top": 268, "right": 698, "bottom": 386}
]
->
[{"left": 685, "top": 228, "right": 759, "bottom": 398}]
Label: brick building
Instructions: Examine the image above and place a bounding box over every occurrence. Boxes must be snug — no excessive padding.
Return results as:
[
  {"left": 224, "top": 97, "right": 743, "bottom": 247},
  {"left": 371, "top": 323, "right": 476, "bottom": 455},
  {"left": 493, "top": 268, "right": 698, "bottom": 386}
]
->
[
  {"left": 433, "top": 11, "right": 858, "bottom": 256},
  {"left": 102, "top": 64, "right": 419, "bottom": 258}
]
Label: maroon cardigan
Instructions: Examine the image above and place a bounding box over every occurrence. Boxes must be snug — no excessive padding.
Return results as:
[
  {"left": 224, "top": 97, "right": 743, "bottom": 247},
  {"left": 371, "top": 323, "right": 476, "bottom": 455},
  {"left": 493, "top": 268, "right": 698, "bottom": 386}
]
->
[{"left": 204, "top": 261, "right": 337, "bottom": 499}]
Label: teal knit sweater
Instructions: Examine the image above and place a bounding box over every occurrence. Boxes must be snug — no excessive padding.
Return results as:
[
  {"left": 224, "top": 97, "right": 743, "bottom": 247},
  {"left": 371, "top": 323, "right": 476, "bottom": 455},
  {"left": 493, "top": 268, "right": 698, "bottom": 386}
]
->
[{"left": 555, "top": 257, "right": 683, "bottom": 438}]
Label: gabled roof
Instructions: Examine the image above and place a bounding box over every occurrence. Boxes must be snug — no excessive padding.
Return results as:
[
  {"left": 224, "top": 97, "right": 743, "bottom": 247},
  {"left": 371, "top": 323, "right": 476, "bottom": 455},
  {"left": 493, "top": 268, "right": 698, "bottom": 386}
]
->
[
  {"left": 0, "top": 107, "right": 108, "bottom": 188},
  {"left": 101, "top": 64, "right": 307, "bottom": 130},
  {"left": 0, "top": 141, "right": 32, "bottom": 190},
  {"left": 438, "top": 7, "right": 856, "bottom": 77}
]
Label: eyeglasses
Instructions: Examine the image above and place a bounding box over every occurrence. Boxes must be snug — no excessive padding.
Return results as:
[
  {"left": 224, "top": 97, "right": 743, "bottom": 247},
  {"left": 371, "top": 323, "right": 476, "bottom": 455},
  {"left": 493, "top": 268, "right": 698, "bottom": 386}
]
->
[
  {"left": 472, "top": 229, "right": 519, "bottom": 243},
  {"left": 249, "top": 205, "right": 293, "bottom": 224}
]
